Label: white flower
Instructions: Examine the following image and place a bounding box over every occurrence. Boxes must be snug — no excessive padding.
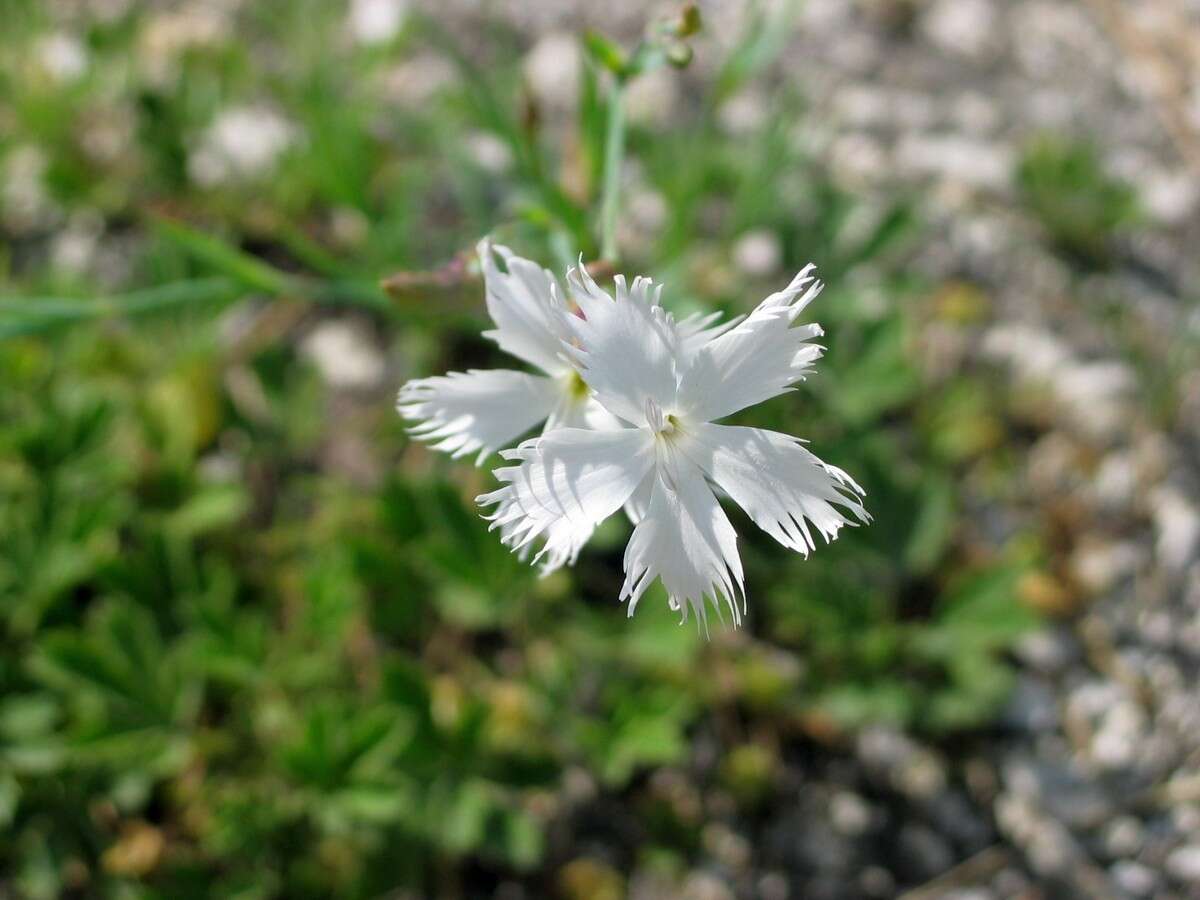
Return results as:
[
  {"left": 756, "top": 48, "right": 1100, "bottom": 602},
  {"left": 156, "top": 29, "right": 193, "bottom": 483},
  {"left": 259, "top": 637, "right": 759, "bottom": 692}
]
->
[
  {"left": 479, "top": 264, "right": 868, "bottom": 627},
  {"left": 397, "top": 241, "right": 613, "bottom": 571},
  {"left": 398, "top": 241, "right": 736, "bottom": 573},
  {"left": 398, "top": 241, "right": 612, "bottom": 460}
]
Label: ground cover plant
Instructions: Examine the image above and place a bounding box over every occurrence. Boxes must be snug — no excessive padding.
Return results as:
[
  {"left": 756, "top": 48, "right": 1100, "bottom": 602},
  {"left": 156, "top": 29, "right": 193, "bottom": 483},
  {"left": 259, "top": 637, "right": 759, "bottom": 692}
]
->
[{"left": 7, "top": 1, "right": 1187, "bottom": 897}]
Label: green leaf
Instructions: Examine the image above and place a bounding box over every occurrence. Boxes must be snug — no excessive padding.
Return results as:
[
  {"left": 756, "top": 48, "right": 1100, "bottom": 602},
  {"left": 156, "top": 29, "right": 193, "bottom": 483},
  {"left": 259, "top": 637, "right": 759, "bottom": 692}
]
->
[
  {"left": 0, "top": 278, "right": 243, "bottom": 341},
  {"left": 903, "top": 475, "right": 955, "bottom": 573},
  {"left": 0, "top": 695, "right": 59, "bottom": 740},
  {"left": 164, "top": 485, "right": 249, "bottom": 538},
  {"left": 330, "top": 782, "right": 409, "bottom": 824},
  {"left": 0, "top": 772, "right": 19, "bottom": 828},
  {"left": 503, "top": 809, "right": 544, "bottom": 869},
  {"left": 442, "top": 778, "right": 493, "bottom": 852},
  {"left": 583, "top": 33, "right": 628, "bottom": 78},
  {"left": 152, "top": 218, "right": 296, "bottom": 295}
]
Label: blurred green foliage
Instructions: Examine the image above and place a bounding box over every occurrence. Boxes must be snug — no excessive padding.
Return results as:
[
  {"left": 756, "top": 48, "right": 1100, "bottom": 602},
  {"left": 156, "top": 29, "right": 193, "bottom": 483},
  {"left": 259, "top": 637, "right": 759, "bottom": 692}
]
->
[
  {"left": 1016, "top": 135, "right": 1139, "bottom": 267},
  {"left": 0, "top": 2, "right": 1046, "bottom": 896}
]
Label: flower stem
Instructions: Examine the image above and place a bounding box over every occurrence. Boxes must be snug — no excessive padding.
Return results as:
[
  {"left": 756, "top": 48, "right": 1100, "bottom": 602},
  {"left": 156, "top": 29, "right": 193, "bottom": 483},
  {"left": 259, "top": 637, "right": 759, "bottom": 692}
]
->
[{"left": 599, "top": 78, "right": 627, "bottom": 262}]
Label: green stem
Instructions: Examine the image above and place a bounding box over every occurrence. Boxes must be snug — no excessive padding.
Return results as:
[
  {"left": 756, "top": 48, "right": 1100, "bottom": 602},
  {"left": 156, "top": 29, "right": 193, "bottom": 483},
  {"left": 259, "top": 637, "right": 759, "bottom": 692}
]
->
[{"left": 599, "top": 79, "right": 627, "bottom": 262}]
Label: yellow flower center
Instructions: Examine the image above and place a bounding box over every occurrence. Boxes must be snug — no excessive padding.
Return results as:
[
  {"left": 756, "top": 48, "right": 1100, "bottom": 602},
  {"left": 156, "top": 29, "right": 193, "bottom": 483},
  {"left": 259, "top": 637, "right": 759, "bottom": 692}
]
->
[{"left": 566, "top": 370, "right": 589, "bottom": 400}]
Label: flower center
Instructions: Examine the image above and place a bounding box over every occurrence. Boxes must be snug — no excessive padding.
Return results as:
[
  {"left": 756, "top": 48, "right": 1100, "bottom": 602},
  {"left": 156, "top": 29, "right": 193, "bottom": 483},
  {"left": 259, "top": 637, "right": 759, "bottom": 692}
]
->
[
  {"left": 645, "top": 399, "right": 681, "bottom": 441},
  {"left": 565, "top": 370, "right": 589, "bottom": 400}
]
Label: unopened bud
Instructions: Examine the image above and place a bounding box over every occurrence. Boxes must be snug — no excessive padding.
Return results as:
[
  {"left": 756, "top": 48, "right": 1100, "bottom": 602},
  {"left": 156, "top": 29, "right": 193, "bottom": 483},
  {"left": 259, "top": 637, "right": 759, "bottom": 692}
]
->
[
  {"left": 665, "top": 40, "right": 693, "bottom": 68},
  {"left": 676, "top": 4, "right": 702, "bottom": 38}
]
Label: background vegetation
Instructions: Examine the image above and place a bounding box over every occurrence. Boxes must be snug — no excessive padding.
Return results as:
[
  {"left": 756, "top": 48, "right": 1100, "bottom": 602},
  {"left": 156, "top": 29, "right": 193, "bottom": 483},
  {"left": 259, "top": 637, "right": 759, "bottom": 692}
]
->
[{"left": 2, "top": 1, "right": 1188, "bottom": 897}]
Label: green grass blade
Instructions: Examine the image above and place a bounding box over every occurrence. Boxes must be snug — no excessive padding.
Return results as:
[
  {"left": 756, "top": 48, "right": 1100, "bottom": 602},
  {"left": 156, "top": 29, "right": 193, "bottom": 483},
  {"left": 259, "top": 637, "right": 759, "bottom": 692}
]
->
[
  {"left": 0, "top": 278, "right": 244, "bottom": 341},
  {"left": 151, "top": 218, "right": 297, "bottom": 294}
]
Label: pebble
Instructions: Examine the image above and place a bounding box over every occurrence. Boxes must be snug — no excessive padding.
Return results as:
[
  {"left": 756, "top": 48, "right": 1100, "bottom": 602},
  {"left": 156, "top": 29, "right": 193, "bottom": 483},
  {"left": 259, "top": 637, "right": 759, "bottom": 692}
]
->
[
  {"left": 1165, "top": 844, "right": 1200, "bottom": 882},
  {"left": 922, "top": 0, "right": 998, "bottom": 60},
  {"left": 732, "top": 230, "right": 783, "bottom": 278},
  {"left": 829, "top": 791, "right": 872, "bottom": 836},
  {"left": 680, "top": 872, "right": 735, "bottom": 900},
  {"left": 1001, "top": 675, "right": 1058, "bottom": 733},
  {"left": 1101, "top": 816, "right": 1145, "bottom": 858},
  {"left": 1014, "top": 627, "right": 1081, "bottom": 674},
  {"left": 1110, "top": 861, "right": 1159, "bottom": 897},
  {"left": 895, "top": 825, "right": 955, "bottom": 881},
  {"left": 301, "top": 320, "right": 386, "bottom": 390},
  {"left": 523, "top": 32, "right": 580, "bottom": 112}
]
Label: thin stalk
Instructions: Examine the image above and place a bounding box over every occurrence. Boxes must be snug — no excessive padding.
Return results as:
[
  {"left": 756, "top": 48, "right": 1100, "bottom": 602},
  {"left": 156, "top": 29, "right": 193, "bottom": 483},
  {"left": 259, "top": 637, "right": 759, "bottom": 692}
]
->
[{"left": 599, "top": 79, "right": 627, "bottom": 262}]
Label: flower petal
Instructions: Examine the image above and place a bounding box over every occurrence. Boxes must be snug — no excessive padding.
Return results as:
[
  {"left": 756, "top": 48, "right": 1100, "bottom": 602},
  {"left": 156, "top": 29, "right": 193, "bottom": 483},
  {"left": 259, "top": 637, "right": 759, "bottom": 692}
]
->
[
  {"left": 494, "top": 394, "right": 622, "bottom": 577},
  {"left": 397, "top": 369, "right": 560, "bottom": 464},
  {"left": 675, "top": 309, "right": 744, "bottom": 358},
  {"left": 560, "top": 264, "right": 680, "bottom": 425},
  {"left": 622, "top": 470, "right": 654, "bottom": 524},
  {"left": 479, "top": 239, "right": 571, "bottom": 376},
  {"left": 620, "top": 453, "right": 745, "bottom": 627},
  {"left": 545, "top": 393, "right": 625, "bottom": 433},
  {"left": 497, "top": 497, "right": 593, "bottom": 576},
  {"left": 676, "top": 265, "right": 825, "bottom": 422},
  {"left": 479, "top": 426, "right": 654, "bottom": 562},
  {"left": 683, "top": 422, "right": 868, "bottom": 554}
]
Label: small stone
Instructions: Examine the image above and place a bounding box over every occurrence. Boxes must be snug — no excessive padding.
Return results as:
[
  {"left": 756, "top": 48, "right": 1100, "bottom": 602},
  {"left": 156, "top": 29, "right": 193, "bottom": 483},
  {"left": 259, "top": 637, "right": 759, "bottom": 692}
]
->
[
  {"left": 942, "top": 890, "right": 992, "bottom": 900},
  {"left": 858, "top": 866, "right": 894, "bottom": 898},
  {"left": 1014, "top": 627, "right": 1080, "bottom": 674},
  {"left": 1006, "top": 759, "right": 1113, "bottom": 828},
  {"left": 1171, "top": 804, "right": 1200, "bottom": 833},
  {"left": 523, "top": 32, "right": 581, "bottom": 113},
  {"left": 188, "top": 105, "right": 299, "bottom": 187},
  {"left": 1069, "top": 540, "right": 1141, "bottom": 596},
  {"left": 37, "top": 31, "right": 89, "bottom": 82},
  {"left": 1165, "top": 844, "right": 1200, "bottom": 883},
  {"left": 1111, "top": 861, "right": 1158, "bottom": 897},
  {"left": 680, "top": 872, "right": 734, "bottom": 900},
  {"left": 922, "top": 0, "right": 997, "bottom": 59},
  {"left": 301, "top": 320, "right": 386, "bottom": 390},
  {"left": 1090, "top": 700, "right": 1148, "bottom": 770},
  {"left": 995, "top": 793, "right": 1078, "bottom": 876},
  {"left": 732, "top": 230, "right": 783, "bottom": 277},
  {"left": 1101, "top": 815, "right": 1145, "bottom": 858},
  {"left": 990, "top": 868, "right": 1030, "bottom": 896},
  {"left": 464, "top": 131, "right": 513, "bottom": 174},
  {"left": 702, "top": 823, "right": 752, "bottom": 871},
  {"left": 347, "top": 0, "right": 407, "bottom": 45},
  {"left": 562, "top": 766, "right": 597, "bottom": 804},
  {"left": 1091, "top": 451, "right": 1137, "bottom": 507},
  {"left": 625, "top": 68, "right": 680, "bottom": 125},
  {"left": 756, "top": 871, "right": 789, "bottom": 900},
  {"left": 895, "top": 824, "right": 954, "bottom": 881},
  {"left": 895, "top": 135, "right": 1013, "bottom": 191},
  {"left": 718, "top": 89, "right": 768, "bottom": 136},
  {"left": 1150, "top": 486, "right": 1200, "bottom": 574},
  {"left": 381, "top": 53, "right": 456, "bottom": 107},
  {"left": 1056, "top": 361, "right": 1136, "bottom": 441},
  {"left": 856, "top": 727, "right": 947, "bottom": 799},
  {"left": 927, "top": 791, "right": 993, "bottom": 852},
  {"left": 829, "top": 791, "right": 872, "bottom": 836}
]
